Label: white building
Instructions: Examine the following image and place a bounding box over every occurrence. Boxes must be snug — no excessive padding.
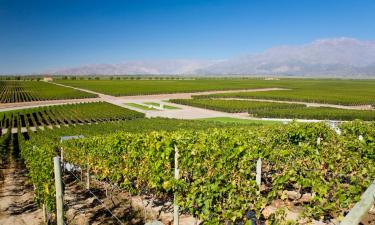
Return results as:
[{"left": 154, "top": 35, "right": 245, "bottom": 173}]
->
[{"left": 43, "top": 76, "right": 54, "bottom": 82}]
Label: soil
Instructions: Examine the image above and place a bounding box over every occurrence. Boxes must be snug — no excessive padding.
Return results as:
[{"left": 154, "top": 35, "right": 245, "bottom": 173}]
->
[
  {"left": 63, "top": 171, "right": 146, "bottom": 225},
  {"left": 62, "top": 170, "right": 198, "bottom": 225},
  {"left": 0, "top": 156, "right": 43, "bottom": 225},
  {"left": 0, "top": 98, "right": 100, "bottom": 111}
]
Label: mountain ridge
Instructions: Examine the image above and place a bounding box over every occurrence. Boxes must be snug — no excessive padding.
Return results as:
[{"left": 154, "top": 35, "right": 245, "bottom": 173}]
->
[{"left": 48, "top": 37, "right": 375, "bottom": 77}]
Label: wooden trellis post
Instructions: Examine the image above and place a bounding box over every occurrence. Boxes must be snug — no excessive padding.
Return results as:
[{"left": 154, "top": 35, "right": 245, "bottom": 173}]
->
[
  {"left": 340, "top": 180, "right": 375, "bottom": 225},
  {"left": 53, "top": 157, "right": 64, "bottom": 225},
  {"left": 86, "top": 163, "right": 90, "bottom": 190},
  {"left": 256, "top": 158, "right": 262, "bottom": 193},
  {"left": 174, "top": 145, "right": 180, "bottom": 225}
]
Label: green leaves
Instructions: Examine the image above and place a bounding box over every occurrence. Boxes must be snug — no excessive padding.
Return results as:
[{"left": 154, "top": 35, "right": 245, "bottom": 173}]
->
[{"left": 19, "top": 121, "right": 375, "bottom": 223}]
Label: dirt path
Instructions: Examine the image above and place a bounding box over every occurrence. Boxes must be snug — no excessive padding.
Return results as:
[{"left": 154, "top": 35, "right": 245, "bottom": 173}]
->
[
  {"left": 0, "top": 158, "right": 43, "bottom": 225},
  {"left": 0, "top": 98, "right": 100, "bottom": 112}
]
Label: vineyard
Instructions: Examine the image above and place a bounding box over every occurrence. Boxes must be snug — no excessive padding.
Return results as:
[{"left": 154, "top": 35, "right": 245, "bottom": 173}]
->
[
  {"left": 170, "top": 99, "right": 305, "bottom": 113},
  {"left": 248, "top": 106, "right": 375, "bottom": 121},
  {"left": 0, "top": 78, "right": 374, "bottom": 224},
  {"left": 170, "top": 99, "right": 375, "bottom": 121},
  {"left": 0, "top": 102, "right": 144, "bottom": 135},
  {"left": 0, "top": 81, "right": 97, "bottom": 103},
  {"left": 17, "top": 121, "right": 375, "bottom": 224},
  {"left": 55, "top": 79, "right": 375, "bottom": 106},
  {"left": 55, "top": 79, "right": 276, "bottom": 96},
  {"left": 196, "top": 82, "right": 375, "bottom": 106},
  {"left": 1, "top": 116, "right": 258, "bottom": 214}
]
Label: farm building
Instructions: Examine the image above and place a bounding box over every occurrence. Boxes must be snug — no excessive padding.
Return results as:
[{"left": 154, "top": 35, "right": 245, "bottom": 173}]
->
[
  {"left": 264, "top": 77, "right": 280, "bottom": 80},
  {"left": 43, "top": 76, "right": 54, "bottom": 82}
]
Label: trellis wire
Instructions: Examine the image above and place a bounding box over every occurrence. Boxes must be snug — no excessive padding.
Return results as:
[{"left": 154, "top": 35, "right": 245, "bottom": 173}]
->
[{"left": 66, "top": 169, "right": 125, "bottom": 225}]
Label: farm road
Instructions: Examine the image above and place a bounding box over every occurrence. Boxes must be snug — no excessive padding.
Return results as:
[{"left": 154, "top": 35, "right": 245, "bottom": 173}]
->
[{"left": 0, "top": 98, "right": 100, "bottom": 112}]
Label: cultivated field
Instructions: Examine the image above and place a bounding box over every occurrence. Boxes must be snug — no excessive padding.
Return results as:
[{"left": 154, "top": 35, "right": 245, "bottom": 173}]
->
[
  {"left": 56, "top": 79, "right": 375, "bottom": 106},
  {"left": 55, "top": 79, "right": 282, "bottom": 96},
  {"left": 0, "top": 78, "right": 374, "bottom": 225},
  {"left": 170, "top": 99, "right": 375, "bottom": 120},
  {"left": 0, "top": 102, "right": 144, "bottom": 134},
  {"left": 0, "top": 80, "right": 97, "bottom": 103},
  {"left": 20, "top": 120, "right": 375, "bottom": 224},
  {"left": 195, "top": 79, "right": 375, "bottom": 106}
]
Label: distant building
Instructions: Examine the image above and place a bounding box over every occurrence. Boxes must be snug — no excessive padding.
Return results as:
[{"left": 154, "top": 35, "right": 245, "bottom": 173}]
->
[
  {"left": 264, "top": 77, "right": 280, "bottom": 80},
  {"left": 43, "top": 76, "right": 54, "bottom": 82}
]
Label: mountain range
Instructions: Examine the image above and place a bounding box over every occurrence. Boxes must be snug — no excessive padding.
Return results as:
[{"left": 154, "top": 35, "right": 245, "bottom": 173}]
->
[{"left": 48, "top": 37, "right": 375, "bottom": 77}]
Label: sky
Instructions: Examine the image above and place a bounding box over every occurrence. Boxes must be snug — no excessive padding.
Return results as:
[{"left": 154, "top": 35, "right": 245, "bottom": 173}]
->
[{"left": 1, "top": 0, "right": 375, "bottom": 74}]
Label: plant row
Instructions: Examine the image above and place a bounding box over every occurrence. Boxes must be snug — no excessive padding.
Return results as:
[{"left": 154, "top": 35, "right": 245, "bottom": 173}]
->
[
  {"left": 20, "top": 121, "right": 375, "bottom": 223},
  {"left": 170, "top": 98, "right": 304, "bottom": 113},
  {"left": 55, "top": 79, "right": 375, "bottom": 106},
  {"left": 0, "top": 102, "right": 145, "bottom": 132},
  {"left": 195, "top": 85, "right": 375, "bottom": 106},
  {"left": 0, "top": 81, "right": 97, "bottom": 103},
  {"left": 171, "top": 98, "right": 375, "bottom": 121},
  {"left": 17, "top": 117, "right": 258, "bottom": 212}
]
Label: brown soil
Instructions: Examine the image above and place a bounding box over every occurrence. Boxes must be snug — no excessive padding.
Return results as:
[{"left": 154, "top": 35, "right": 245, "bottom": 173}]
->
[
  {"left": 63, "top": 170, "right": 198, "bottom": 225},
  {"left": 0, "top": 157, "right": 43, "bottom": 225},
  {"left": 63, "top": 171, "right": 146, "bottom": 225}
]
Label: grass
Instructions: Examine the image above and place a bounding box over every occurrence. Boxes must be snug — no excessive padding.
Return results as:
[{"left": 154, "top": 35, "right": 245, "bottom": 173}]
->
[
  {"left": 201, "top": 117, "right": 283, "bottom": 125},
  {"left": 125, "top": 103, "right": 158, "bottom": 110},
  {"left": 143, "top": 102, "right": 180, "bottom": 109}
]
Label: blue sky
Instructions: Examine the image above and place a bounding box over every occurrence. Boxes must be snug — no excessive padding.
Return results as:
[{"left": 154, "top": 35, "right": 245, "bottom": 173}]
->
[{"left": 1, "top": 0, "right": 375, "bottom": 74}]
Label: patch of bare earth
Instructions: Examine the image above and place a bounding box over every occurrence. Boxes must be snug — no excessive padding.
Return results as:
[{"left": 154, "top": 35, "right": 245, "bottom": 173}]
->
[
  {"left": 63, "top": 171, "right": 198, "bottom": 225},
  {"left": 63, "top": 172, "right": 146, "bottom": 225},
  {"left": 0, "top": 158, "right": 43, "bottom": 225},
  {"left": 0, "top": 98, "right": 100, "bottom": 111}
]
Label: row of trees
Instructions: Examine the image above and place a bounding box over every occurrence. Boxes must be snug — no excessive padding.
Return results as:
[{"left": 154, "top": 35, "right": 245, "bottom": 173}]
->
[
  {"left": 0, "top": 76, "right": 41, "bottom": 81},
  {"left": 60, "top": 76, "right": 196, "bottom": 80}
]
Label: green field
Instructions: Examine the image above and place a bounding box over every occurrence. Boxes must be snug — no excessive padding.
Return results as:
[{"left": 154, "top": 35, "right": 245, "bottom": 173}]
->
[
  {"left": 125, "top": 102, "right": 158, "bottom": 110},
  {"left": 249, "top": 106, "right": 375, "bottom": 121},
  {"left": 55, "top": 79, "right": 375, "bottom": 106},
  {"left": 170, "top": 98, "right": 304, "bottom": 113},
  {"left": 20, "top": 121, "right": 375, "bottom": 222},
  {"left": 55, "top": 79, "right": 276, "bottom": 96},
  {"left": 17, "top": 117, "right": 261, "bottom": 138},
  {"left": 0, "top": 81, "right": 97, "bottom": 103},
  {"left": 171, "top": 98, "right": 375, "bottom": 121},
  {"left": 201, "top": 117, "right": 282, "bottom": 125},
  {"left": 0, "top": 102, "right": 144, "bottom": 132},
  {"left": 195, "top": 79, "right": 375, "bottom": 106}
]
